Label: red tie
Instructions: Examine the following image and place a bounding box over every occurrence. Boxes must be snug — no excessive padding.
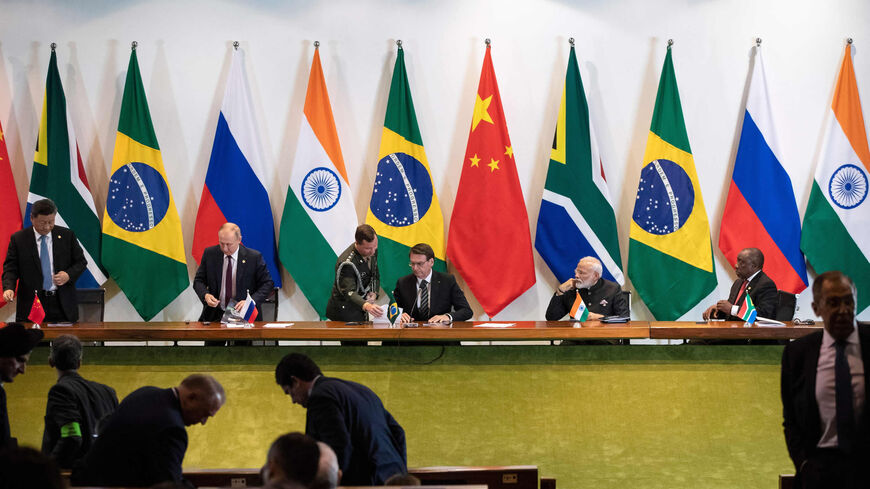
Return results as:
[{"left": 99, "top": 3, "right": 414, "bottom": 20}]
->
[
  {"left": 735, "top": 279, "right": 748, "bottom": 305},
  {"left": 223, "top": 256, "right": 234, "bottom": 307}
]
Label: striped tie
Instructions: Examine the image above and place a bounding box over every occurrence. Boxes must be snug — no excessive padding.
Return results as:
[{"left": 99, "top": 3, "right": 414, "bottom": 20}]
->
[{"left": 419, "top": 279, "right": 429, "bottom": 320}]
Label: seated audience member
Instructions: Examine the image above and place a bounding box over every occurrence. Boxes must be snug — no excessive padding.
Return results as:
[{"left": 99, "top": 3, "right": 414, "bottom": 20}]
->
[
  {"left": 703, "top": 247, "right": 777, "bottom": 320},
  {"left": 312, "top": 441, "right": 341, "bottom": 489},
  {"left": 781, "top": 271, "right": 870, "bottom": 489},
  {"left": 0, "top": 445, "right": 65, "bottom": 489},
  {"left": 262, "top": 432, "right": 320, "bottom": 489},
  {"left": 0, "top": 322, "right": 44, "bottom": 448},
  {"left": 41, "top": 334, "right": 118, "bottom": 468},
  {"left": 385, "top": 473, "right": 422, "bottom": 486},
  {"left": 72, "top": 374, "right": 225, "bottom": 488},
  {"left": 275, "top": 352, "right": 407, "bottom": 485},
  {"left": 546, "top": 256, "right": 628, "bottom": 320},
  {"left": 393, "top": 243, "right": 472, "bottom": 324}
]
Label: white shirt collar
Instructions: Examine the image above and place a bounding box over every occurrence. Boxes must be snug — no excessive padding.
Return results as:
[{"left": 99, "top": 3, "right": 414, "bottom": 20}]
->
[
  {"left": 34, "top": 227, "right": 51, "bottom": 242},
  {"left": 822, "top": 323, "right": 860, "bottom": 348},
  {"left": 744, "top": 270, "right": 761, "bottom": 283},
  {"left": 416, "top": 270, "right": 433, "bottom": 287},
  {"left": 226, "top": 247, "right": 239, "bottom": 262}
]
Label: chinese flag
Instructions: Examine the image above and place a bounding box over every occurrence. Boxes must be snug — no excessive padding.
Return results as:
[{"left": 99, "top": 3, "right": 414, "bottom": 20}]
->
[
  {"left": 28, "top": 295, "right": 46, "bottom": 325},
  {"left": 447, "top": 43, "right": 535, "bottom": 317},
  {"left": 0, "top": 120, "right": 23, "bottom": 309}
]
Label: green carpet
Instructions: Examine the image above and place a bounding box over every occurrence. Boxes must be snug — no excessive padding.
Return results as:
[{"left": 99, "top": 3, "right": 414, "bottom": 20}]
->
[{"left": 6, "top": 345, "right": 793, "bottom": 488}]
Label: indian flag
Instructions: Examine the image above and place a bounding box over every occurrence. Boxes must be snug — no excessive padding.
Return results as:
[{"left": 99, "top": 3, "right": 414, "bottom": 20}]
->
[
  {"left": 570, "top": 294, "right": 589, "bottom": 321},
  {"left": 801, "top": 42, "right": 870, "bottom": 313},
  {"left": 278, "top": 45, "right": 358, "bottom": 319}
]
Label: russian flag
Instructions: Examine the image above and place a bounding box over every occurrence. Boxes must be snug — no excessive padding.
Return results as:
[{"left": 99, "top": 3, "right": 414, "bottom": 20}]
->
[
  {"left": 719, "top": 46, "right": 808, "bottom": 294},
  {"left": 192, "top": 46, "right": 281, "bottom": 286},
  {"left": 240, "top": 291, "right": 258, "bottom": 323}
]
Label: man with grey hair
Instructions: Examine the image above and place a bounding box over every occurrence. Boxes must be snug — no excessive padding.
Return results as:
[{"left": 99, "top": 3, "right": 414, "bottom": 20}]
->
[
  {"left": 312, "top": 441, "right": 340, "bottom": 489},
  {"left": 41, "top": 334, "right": 118, "bottom": 468},
  {"left": 546, "top": 256, "right": 628, "bottom": 320},
  {"left": 72, "top": 374, "right": 226, "bottom": 488},
  {"left": 193, "top": 222, "right": 274, "bottom": 322}
]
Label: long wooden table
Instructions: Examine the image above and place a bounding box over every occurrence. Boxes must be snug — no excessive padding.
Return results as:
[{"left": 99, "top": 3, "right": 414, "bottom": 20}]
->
[{"left": 34, "top": 320, "right": 822, "bottom": 341}]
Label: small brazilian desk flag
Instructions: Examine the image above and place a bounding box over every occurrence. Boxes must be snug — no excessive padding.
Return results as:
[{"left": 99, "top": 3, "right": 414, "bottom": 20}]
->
[
  {"left": 101, "top": 46, "right": 188, "bottom": 321},
  {"left": 365, "top": 42, "right": 445, "bottom": 300},
  {"left": 627, "top": 43, "right": 716, "bottom": 320}
]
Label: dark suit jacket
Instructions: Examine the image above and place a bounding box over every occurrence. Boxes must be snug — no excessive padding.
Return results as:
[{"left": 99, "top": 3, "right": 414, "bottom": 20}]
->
[
  {"left": 714, "top": 271, "right": 778, "bottom": 321},
  {"left": 393, "top": 271, "right": 472, "bottom": 321},
  {"left": 0, "top": 385, "right": 10, "bottom": 449},
  {"left": 71, "top": 387, "right": 190, "bottom": 488},
  {"left": 41, "top": 372, "right": 119, "bottom": 468},
  {"left": 781, "top": 323, "right": 870, "bottom": 472},
  {"left": 326, "top": 244, "right": 379, "bottom": 322},
  {"left": 306, "top": 376, "right": 407, "bottom": 486},
  {"left": 546, "top": 278, "right": 628, "bottom": 320},
  {"left": 2, "top": 225, "right": 86, "bottom": 322},
  {"left": 193, "top": 244, "right": 274, "bottom": 322}
]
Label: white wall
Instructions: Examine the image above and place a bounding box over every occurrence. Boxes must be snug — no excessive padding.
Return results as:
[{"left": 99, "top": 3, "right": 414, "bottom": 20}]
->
[{"left": 1, "top": 0, "right": 869, "bottom": 322}]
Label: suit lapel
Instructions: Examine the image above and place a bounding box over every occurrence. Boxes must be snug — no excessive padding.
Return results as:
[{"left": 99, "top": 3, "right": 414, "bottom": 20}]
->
[{"left": 805, "top": 332, "right": 823, "bottom": 437}]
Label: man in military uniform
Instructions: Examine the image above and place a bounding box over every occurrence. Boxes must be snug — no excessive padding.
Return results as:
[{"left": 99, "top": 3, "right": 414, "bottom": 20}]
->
[{"left": 326, "top": 225, "right": 383, "bottom": 321}]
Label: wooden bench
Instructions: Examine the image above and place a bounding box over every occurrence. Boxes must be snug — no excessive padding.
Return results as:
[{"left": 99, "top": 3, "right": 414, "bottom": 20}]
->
[{"left": 182, "top": 466, "right": 553, "bottom": 489}]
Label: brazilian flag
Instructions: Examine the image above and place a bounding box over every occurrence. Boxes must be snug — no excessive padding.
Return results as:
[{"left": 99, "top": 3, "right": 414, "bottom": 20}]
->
[
  {"left": 101, "top": 47, "right": 188, "bottom": 320},
  {"left": 627, "top": 44, "right": 716, "bottom": 320},
  {"left": 365, "top": 44, "right": 445, "bottom": 298}
]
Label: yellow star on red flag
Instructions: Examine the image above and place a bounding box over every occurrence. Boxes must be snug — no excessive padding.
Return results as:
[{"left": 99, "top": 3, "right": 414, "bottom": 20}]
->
[
  {"left": 469, "top": 154, "right": 480, "bottom": 167},
  {"left": 488, "top": 158, "right": 500, "bottom": 172},
  {"left": 504, "top": 146, "right": 513, "bottom": 158},
  {"left": 472, "top": 94, "right": 493, "bottom": 131}
]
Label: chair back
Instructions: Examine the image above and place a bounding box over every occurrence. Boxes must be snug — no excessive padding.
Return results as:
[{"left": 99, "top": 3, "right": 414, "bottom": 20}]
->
[
  {"left": 775, "top": 290, "right": 796, "bottom": 321},
  {"left": 76, "top": 288, "right": 106, "bottom": 322}
]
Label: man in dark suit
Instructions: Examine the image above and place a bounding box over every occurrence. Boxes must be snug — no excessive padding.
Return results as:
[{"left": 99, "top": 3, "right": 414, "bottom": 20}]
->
[
  {"left": 275, "top": 353, "right": 406, "bottom": 486},
  {"left": 2, "top": 199, "right": 87, "bottom": 323},
  {"left": 0, "top": 322, "right": 44, "bottom": 448},
  {"left": 703, "top": 247, "right": 778, "bottom": 320},
  {"left": 781, "top": 271, "right": 870, "bottom": 488},
  {"left": 326, "top": 224, "right": 383, "bottom": 321},
  {"left": 546, "top": 256, "right": 629, "bottom": 321},
  {"left": 393, "top": 243, "right": 472, "bottom": 324},
  {"left": 193, "top": 222, "right": 274, "bottom": 322},
  {"left": 41, "top": 334, "right": 118, "bottom": 468},
  {"left": 71, "top": 374, "right": 225, "bottom": 488}
]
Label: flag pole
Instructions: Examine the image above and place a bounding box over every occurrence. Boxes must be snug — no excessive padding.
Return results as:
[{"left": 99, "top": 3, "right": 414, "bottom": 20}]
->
[
  {"left": 131, "top": 41, "right": 137, "bottom": 51},
  {"left": 396, "top": 39, "right": 402, "bottom": 50},
  {"left": 756, "top": 37, "right": 762, "bottom": 47},
  {"left": 233, "top": 41, "right": 239, "bottom": 51},
  {"left": 569, "top": 38, "right": 574, "bottom": 47},
  {"left": 314, "top": 41, "right": 320, "bottom": 49},
  {"left": 50, "top": 42, "right": 56, "bottom": 52}
]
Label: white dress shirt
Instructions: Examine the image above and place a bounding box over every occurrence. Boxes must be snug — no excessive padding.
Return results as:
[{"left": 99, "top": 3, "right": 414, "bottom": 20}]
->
[
  {"left": 34, "top": 228, "right": 57, "bottom": 291},
  {"left": 730, "top": 270, "right": 761, "bottom": 316},
  {"left": 816, "top": 325, "right": 865, "bottom": 448}
]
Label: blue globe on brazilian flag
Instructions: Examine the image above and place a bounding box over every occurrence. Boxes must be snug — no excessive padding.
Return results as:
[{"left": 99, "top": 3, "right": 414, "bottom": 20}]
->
[{"left": 101, "top": 47, "right": 188, "bottom": 321}]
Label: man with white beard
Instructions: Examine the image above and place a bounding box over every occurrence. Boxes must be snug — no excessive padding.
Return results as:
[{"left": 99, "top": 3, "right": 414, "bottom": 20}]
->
[{"left": 545, "top": 256, "right": 628, "bottom": 321}]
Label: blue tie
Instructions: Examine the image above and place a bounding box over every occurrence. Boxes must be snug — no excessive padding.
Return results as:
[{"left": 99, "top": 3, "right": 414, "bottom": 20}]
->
[
  {"left": 40, "top": 235, "right": 53, "bottom": 291},
  {"left": 835, "top": 341, "right": 855, "bottom": 453}
]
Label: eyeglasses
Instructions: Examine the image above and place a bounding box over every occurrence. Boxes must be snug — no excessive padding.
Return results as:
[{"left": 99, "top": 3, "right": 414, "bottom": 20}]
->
[{"left": 792, "top": 318, "right": 816, "bottom": 325}]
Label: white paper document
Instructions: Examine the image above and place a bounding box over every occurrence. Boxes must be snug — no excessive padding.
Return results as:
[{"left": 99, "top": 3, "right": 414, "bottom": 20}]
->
[
  {"left": 474, "top": 323, "right": 516, "bottom": 328},
  {"left": 264, "top": 323, "right": 294, "bottom": 328}
]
